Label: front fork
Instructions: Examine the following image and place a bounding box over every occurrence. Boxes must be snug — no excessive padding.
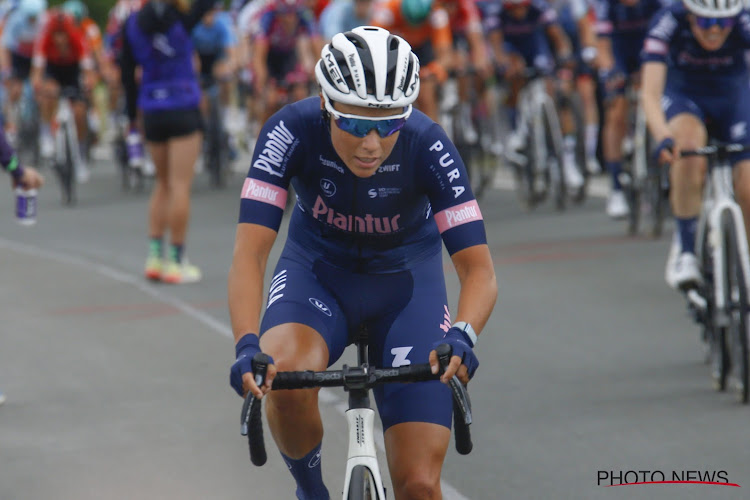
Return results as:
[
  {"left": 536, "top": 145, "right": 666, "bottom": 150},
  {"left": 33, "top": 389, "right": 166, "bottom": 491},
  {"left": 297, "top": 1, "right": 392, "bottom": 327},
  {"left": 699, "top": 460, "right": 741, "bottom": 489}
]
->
[{"left": 342, "top": 407, "right": 386, "bottom": 500}]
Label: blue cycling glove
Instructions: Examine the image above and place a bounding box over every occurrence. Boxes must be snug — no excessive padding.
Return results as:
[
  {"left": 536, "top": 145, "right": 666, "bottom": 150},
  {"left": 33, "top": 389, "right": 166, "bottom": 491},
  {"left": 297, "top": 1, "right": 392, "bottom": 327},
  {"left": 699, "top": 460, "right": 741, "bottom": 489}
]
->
[
  {"left": 230, "top": 334, "right": 274, "bottom": 397},
  {"left": 653, "top": 137, "right": 675, "bottom": 164},
  {"left": 433, "top": 326, "right": 479, "bottom": 379}
]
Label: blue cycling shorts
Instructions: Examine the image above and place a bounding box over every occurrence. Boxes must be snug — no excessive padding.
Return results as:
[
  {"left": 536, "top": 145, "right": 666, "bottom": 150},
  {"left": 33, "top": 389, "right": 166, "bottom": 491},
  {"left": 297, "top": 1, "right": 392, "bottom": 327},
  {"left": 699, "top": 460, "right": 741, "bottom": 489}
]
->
[
  {"left": 663, "top": 82, "right": 750, "bottom": 163},
  {"left": 260, "top": 240, "right": 453, "bottom": 430}
]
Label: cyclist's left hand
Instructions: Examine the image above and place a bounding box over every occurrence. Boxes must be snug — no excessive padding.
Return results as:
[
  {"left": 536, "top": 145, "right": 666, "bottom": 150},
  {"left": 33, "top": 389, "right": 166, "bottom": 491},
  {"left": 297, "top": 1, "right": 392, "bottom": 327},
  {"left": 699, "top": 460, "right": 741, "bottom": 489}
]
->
[{"left": 429, "top": 326, "right": 479, "bottom": 385}]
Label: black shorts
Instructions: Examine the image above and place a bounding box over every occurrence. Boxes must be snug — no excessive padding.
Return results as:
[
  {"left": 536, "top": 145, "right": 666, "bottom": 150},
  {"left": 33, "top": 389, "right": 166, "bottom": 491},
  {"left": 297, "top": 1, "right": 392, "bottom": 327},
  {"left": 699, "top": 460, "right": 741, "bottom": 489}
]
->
[
  {"left": 11, "top": 52, "right": 31, "bottom": 80},
  {"left": 143, "top": 108, "right": 203, "bottom": 143},
  {"left": 45, "top": 63, "right": 80, "bottom": 89}
]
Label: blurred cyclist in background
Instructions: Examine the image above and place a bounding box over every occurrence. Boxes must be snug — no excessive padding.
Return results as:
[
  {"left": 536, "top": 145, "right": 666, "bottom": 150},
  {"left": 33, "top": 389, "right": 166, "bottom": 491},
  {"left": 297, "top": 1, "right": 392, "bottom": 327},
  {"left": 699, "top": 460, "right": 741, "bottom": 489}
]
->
[
  {"left": 251, "top": 0, "right": 319, "bottom": 126},
  {"left": 371, "top": 0, "right": 454, "bottom": 121},
  {"left": 319, "top": 0, "right": 374, "bottom": 40},
  {"left": 0, "top": 0, "right": 46, "bottom": 143},
  {"left": 31, "top": 9, "right": 95, "bottom": 181}
]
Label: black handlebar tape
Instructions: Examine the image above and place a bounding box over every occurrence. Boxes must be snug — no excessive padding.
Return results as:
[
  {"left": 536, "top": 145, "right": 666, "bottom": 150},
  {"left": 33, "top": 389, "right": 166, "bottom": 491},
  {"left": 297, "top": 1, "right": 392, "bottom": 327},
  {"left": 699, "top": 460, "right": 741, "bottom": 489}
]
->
[
  {"left": 453, "top": 398, "right": 473, "bottom": 455},
  {"left": 248, "top": 396, "right": 267, "bottom": 466}
]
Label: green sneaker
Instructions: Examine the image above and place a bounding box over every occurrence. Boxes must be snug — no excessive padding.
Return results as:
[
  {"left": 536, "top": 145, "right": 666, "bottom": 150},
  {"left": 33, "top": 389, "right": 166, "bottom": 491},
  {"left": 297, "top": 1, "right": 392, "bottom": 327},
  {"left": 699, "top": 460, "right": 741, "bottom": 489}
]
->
[
  {"left": 162, "top": 259, "right": 202, "bottom": 284},
  {"left": 144, "top": 256, "right": 163, "bottom": 281}
]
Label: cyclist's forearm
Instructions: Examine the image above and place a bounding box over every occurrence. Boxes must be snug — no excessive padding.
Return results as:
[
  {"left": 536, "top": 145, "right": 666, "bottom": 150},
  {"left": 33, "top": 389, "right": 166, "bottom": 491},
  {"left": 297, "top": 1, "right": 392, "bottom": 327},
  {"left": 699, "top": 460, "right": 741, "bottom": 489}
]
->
[
  {"left": 228, "top": 255, "right": 267, "bottom": 344},
  {"left": 642, "top": 62, "right": 670, "bottom": 141},
  {"left": 228, "top": 225, "right": 277, "bottom": 343},
  {"left": 451, "top": 245, "right": 497, "bottom": 336}
]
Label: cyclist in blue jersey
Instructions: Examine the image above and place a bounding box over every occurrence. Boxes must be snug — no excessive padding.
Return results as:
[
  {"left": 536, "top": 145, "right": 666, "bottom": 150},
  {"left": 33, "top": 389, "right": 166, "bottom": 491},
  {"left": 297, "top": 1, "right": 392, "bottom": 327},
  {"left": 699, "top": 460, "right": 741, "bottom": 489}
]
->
[
  {"left": 319, "top": 0, "right": 373, "bottom": 40},
  {"left": 596, "top": 0, "right": 664, "bottom": 218},
  {"left": 120, "top": 0, "right": 215, "bottom": 284},
  {"left": 192, "top": 1, "right": 236, "bottom": 85},
  {"left": 228, "top": 26, "right": 497, "bottom": 500},
  {"left": 486, "top": 0, "right": 585, "bottom": 190},
  {"left": 0, "top": 0, "right": 46, "bottom": 137},
  {"left": 642, "top": 0, "right": 749, "bottom": 289}
]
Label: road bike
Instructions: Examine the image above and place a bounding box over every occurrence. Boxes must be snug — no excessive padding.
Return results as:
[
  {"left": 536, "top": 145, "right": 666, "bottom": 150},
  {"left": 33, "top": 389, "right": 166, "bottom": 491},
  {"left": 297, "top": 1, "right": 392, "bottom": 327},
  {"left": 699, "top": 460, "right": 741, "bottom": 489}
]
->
[
  {"left": 51, "top": 87, "right": 83, "bottom": 206},
  {"left": 682, "top": 143, "right": 750, "bottom": 403},
  {"left": 508, "top": 68, "right": 569, "bottom": 210},
  {"left": 240, "top": 333, "right": 473, "bottom": 499},
  {"left": 621, "top": 88, "right": 668, "bottom": 237},
  {"left": 201, "top": 77, "right": 231, "bottom": 188}
]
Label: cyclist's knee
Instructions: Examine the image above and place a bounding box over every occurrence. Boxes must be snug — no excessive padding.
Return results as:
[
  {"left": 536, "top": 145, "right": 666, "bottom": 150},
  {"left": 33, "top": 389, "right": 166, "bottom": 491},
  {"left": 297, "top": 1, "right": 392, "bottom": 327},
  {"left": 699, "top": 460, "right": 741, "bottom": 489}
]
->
[
  {"left": 260, "top": 324, "right": 329, "bottom": 372},
  {"left": 392, "top": 473, "right": 441, "bottom": 500}
]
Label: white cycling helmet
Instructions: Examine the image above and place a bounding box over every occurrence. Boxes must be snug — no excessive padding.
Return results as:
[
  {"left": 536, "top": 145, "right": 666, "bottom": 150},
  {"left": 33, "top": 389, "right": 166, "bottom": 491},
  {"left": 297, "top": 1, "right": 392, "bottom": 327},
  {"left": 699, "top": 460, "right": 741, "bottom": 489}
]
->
[
  {"left": 315, "top": 26, "right": 420, "bottom": 109},
  {"left": 683, "top": 0, "right": 743, "bottom": 18}
]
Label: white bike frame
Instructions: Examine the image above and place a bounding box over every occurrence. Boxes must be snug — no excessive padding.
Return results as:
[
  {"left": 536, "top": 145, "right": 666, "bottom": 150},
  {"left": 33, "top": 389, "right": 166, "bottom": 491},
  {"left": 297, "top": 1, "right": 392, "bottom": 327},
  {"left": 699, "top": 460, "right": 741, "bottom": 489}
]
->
[
  {"left": 54, "top": 95, "right": 81, "bottom": 172},
  {"left": 695, "top": 162, "right": 750, "bottom": 325},
  {"left": 341, "top": 407, "right": 386, "bottom": 499},
  {"left": 518, "top": 77, "right": 565, "bottom": 181}
]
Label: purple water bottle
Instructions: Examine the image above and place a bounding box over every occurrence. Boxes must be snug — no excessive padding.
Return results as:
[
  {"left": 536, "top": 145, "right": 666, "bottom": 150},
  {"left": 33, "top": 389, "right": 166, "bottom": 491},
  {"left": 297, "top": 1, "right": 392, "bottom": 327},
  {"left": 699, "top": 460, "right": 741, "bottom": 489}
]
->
[{"left": 15, "top": 187, "right": 37, "bottom": 225}]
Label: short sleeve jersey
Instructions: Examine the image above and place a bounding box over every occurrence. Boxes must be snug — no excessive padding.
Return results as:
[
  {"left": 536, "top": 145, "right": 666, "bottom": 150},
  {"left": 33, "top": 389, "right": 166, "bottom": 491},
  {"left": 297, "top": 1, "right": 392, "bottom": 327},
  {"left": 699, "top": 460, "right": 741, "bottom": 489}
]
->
[
  {"left": 641, "top": 3, "right": 750, "bottom": 90},
  {"left": 238, "top": 97, "right": 488, "bottom": 273}
]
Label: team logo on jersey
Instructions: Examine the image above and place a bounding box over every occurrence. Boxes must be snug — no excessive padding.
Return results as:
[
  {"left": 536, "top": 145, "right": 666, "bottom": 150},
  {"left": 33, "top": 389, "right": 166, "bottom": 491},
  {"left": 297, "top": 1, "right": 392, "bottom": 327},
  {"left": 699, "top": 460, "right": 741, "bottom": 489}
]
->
[
  {"left": 309, "top": 297, "right": 332, "bottom": 316},
  {"left": 312, "top": 196, "right": 401, "bottom": 233},
  {"left": 378, "top": 164, "right": 400, "bottom": 173},
  {"left": 252, "top": 121, "right": 297, "bottom": 178},
  {"left": 367, "top": 187, "right": 401, "bottom": 199},
  {"left": 319, "top": 155, "right": 345, "bottom": 174},
  {"left": 320, "top": 178, "right": 337, "bottom": 197}
]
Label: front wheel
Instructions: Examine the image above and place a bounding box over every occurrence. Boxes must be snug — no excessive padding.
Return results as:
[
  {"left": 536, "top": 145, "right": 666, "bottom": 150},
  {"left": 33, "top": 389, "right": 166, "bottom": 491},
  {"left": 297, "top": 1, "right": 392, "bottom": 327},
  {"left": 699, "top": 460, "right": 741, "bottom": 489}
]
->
[
  {"left": 722, "top": 211, "right": 749, "bottom": 403},
  {"left": 347, "top": 465, "right": 377, "bottom": 500}
]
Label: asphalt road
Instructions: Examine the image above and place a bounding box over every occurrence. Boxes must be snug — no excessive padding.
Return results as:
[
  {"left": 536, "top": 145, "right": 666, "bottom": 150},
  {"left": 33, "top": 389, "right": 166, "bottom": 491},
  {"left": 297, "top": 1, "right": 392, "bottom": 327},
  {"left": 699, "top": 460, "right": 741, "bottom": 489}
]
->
[{"left": 1, "top": 154, "right": 749, "bottom": 500}]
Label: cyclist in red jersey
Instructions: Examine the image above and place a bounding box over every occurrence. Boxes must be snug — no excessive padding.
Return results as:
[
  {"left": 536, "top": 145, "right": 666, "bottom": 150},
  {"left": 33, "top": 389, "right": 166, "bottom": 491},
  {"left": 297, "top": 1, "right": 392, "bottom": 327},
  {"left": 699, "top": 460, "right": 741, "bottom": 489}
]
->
[{"left": 31, "top": 9, "right": 94, "bottom": 174}]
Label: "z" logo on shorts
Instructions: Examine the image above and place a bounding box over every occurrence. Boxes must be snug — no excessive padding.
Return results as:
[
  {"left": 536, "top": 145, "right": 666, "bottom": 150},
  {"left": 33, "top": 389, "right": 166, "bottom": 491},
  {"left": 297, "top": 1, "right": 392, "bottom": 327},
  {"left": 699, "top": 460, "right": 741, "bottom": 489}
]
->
[{"left": 391, "top": 346, "right": 413, "bottom": 367}]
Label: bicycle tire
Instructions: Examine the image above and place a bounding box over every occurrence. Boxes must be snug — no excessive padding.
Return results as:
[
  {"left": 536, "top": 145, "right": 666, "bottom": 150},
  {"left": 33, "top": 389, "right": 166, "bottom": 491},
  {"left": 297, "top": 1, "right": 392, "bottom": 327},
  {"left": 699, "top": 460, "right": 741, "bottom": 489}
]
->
[
  {"left": 347, "top": 465, "right": 377, "bottom": 500},
  {"left": 543, "top": 101, "right": 566, "bottom": 211},
  {"left": 722, "top": 211, "right": 749, "bottom": 403},
  {"left": 568, "top": 92, "right": 588, "bottom": 205},
  {"left": 54, "top": 122, "right": 75, "bottom": 206},
  {"left": 698, "top": 223, "right": 715, "bottom": 365}
]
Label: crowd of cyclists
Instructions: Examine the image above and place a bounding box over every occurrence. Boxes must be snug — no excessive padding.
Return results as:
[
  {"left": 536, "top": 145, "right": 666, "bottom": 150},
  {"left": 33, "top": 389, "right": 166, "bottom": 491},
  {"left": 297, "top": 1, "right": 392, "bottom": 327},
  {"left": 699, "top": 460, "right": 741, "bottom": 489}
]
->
[{"left": 0, "top": 0, "right": 747, "bottom": 289}]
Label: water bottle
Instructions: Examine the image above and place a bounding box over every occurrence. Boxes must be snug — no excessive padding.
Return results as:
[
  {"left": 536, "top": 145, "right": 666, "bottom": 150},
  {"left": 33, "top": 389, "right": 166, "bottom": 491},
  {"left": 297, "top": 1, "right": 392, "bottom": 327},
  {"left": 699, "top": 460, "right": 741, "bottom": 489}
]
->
[{"left": 15, "top": 187, "right": 37, "bottom": 226}]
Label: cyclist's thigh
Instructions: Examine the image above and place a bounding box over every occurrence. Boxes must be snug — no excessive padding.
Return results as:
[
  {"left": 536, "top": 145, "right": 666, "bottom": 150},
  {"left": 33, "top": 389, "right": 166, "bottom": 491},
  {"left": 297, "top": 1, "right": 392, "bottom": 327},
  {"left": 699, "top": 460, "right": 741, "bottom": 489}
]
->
[
  {"left": 371, "top": 251, "right": 453, "bottom": 431},
  {"left": 259, "top": 242, "right": 349, "bottom": 367}
]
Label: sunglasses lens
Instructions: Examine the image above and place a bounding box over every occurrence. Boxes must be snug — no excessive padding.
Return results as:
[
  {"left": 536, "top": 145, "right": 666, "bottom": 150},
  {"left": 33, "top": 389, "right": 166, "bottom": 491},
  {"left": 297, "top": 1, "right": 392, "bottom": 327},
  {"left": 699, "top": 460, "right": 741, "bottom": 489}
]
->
[
  {"left": 696, "top": 16, "right": 735, "bottom": 29},
  {"left": 334, "top": 116, "right": 407, "bottom": 138}
]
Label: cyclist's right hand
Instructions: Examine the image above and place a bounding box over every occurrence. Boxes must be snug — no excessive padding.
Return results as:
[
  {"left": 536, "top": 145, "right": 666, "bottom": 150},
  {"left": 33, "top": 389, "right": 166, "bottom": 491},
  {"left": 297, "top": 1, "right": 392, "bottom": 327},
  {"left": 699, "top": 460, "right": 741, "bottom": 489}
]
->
[
  {"left": 653, "top": 136, "right": 675, "bottom": 165},
  {"left": 429, "top": 327, "right": 479, "bottom": 385},
  {"left": 230, "top": 333, "right": 276, "bottom": 399}
]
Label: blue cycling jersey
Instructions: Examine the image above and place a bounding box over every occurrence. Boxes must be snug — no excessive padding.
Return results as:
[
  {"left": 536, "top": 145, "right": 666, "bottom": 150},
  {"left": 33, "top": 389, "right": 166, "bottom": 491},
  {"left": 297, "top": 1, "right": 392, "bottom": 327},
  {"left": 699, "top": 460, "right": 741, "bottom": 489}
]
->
[
  {"left": 1, "top": 9, "right": 41, "bottom": 57},
  {"left": 238, "top": 97, "right": 488, "bottom": 273},
  {"left": 595, "top": 0, "right": 664, "bottom": 38},
  {"left": 318, "top": 0, "right": 368, "bottom": 41},
  {"left": 192, "top": 12, "right": 235, "bottom": 56},
  {"left": 642, "top": 3, "right": 750, "bottom": 91},
  {"left": 484, "top": 0, "right": 558, "bottom": 68}
]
